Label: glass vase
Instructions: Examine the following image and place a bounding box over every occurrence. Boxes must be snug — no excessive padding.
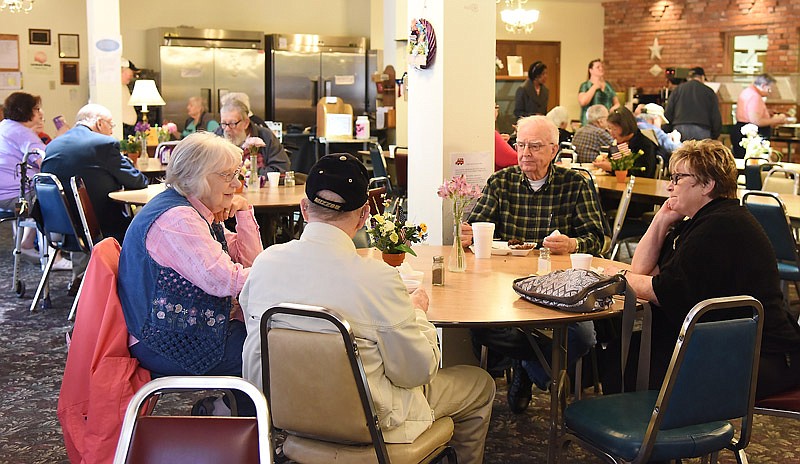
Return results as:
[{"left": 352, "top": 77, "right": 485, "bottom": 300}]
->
[
  {"left": 448, "top": 222, "right": 467, "bottom": 273},
  {"left": 247, "top": 153, "right": 260, "bottom": 191},
  {"left": 140, "top": 136, "right": 148, "bottom": 159}
]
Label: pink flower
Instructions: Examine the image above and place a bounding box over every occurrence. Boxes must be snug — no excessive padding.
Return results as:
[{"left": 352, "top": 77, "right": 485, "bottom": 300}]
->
[{"left": 242, "top": 137, "right": 266, "bottom": 152}]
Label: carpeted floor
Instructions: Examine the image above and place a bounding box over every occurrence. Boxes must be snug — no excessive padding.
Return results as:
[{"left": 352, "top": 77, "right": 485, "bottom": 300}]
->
[{"left": 0, "top": 223, "right": 798, "bottom": 464}]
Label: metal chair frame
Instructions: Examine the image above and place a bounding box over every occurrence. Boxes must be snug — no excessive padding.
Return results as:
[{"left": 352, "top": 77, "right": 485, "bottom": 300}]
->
[
  {"left": 762, "top": 167, "right": 800, "bottom": 195},
  {"left": 261, "top": 304, "right": 457, "bottom": 464},
  {"left": 608, "top": 176, "right": 636, "bottom": 261},
  {"left": 113, "top": 376, "right": 272, "bottom": 464},
  {"left": 560, "top": 296, "right": 764, "bottom": 464},
  {"left": 1, "top": 159, "right": 42, "bottom": 298}
]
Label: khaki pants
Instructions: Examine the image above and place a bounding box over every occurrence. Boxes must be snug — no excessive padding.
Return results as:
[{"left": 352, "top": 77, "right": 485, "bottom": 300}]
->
[{"left": 426, "top": 365, "right": 496, "bottom": 464}]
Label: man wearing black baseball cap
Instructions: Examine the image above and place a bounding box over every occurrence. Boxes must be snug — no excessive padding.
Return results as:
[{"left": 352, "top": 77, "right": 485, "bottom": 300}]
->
[
  {"left": 664, "top": 65, "right": 721, "bottom": 141},
  {"left": 240, "top": 154, "right": 495, "bottom": 463},
  {"left": 121, "top": 57, "right": 140, "bottom": 137}
]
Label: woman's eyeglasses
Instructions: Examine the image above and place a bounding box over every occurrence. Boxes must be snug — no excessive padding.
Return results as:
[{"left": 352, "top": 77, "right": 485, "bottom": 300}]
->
[
  {"left": 216, "top": 168, "right": 242, "bottom": 183},
  {"left": 669, "top": 173, "right": 695, "bottom": 185}
]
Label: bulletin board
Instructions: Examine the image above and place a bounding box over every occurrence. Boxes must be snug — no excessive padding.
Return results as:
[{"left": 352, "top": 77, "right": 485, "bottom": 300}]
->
[{"left": 0, "top": 34, "right": 20, "bottom": 71}]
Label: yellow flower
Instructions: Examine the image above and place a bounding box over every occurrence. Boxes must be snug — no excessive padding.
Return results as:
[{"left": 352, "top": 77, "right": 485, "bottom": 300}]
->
[
  {"left": 420, "top": 223, "right": 427, "bottom": 233},
  {"left": 374, "top": 214, "right": 385, "bottom": 224},
  {"left": 389, "top": 232, "right": 399, "bottom": 243}
]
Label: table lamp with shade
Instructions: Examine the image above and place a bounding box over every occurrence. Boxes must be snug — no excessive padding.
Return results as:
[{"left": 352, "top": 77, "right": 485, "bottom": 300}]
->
[{"left": 128, "top": 79, "right": 165, "bottom": 124}]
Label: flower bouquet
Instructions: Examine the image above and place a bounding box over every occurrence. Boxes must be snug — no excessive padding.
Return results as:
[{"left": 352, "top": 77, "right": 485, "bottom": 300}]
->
[
  {"left": 242, "top": 137, "right": 266, "bottom": 190},
  {"left": 134, "top": 121, "right": 150, "bottom": 157},
  {"left": 366, "top": 202, "right": 427, "bottom": 265},
  {"left": 740, "top": 123, "right": 781, "bottom": 162},
  {"left": 437, "top": 175, "right": 482, "bottom": 272}
]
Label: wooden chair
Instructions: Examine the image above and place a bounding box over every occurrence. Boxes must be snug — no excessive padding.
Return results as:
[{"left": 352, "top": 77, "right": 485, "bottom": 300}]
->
[
  {"left": 113, "top": 376, "right": 272, "bottom": 464},
  {"left": 261, "top": 304, "right": 456, "bottom": 464},
  {"left": 67, "top": 176, "right": 104, "bottom": 321},
  {"left": 561, "top": 296, "right": 764, "bottom": 464}
]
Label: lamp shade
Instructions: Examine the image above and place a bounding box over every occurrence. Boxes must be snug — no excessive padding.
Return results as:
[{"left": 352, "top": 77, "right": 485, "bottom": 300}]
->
[{"left": 128, "top": 80, "right": 165, "bottom": 107}]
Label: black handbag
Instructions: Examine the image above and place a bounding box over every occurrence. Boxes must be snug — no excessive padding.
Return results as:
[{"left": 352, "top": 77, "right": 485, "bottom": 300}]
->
[{"left": 512, "top": 269, "right": 625, "bottom": 313}]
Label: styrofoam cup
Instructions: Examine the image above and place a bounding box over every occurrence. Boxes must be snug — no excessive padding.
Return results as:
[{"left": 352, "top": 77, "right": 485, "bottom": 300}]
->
[
  {"left": 472, "top": 222, "right": 495, "bottom": 259},
  {"left": 570, "top": 253, "right": 593, "bottom": 270},
  {"left": 267, "top": 171, "right": 280, "bottom": 188}
]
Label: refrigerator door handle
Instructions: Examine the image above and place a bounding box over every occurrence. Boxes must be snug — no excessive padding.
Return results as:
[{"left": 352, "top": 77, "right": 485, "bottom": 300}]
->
[
  {"left": 201, "top": 88, "right": 213, "bottom": 115},
  {"left": 324, "top": 79, "right": 332, "bottom": 98},
  {"left": 217, "top": 88, "right": 228, "bottom": 114},
  {"left": 311, "top": 77, "right": 319, "bottom": 107}
]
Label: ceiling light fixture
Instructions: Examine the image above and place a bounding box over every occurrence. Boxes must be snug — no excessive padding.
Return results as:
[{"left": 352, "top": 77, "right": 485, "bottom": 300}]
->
[
  {"left": 1, "top": 0, "right": 34, "bottom": 13},
  {"left": 497, "top": 0, "right": 539, "bottom": 34}
]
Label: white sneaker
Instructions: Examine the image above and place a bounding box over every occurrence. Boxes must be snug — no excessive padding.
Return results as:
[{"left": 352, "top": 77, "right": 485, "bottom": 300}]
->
[
  {"left": 17, "top": 247, "right": 40, "bottom": 264},
  {"left": 51, "top": 258, "right": 73, "bottom": 272}
]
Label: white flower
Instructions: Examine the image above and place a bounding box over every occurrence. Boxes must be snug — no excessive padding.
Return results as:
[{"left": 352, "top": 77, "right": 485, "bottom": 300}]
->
[{"left": 740, "top": 123, "right": 760, "bottom": 137}]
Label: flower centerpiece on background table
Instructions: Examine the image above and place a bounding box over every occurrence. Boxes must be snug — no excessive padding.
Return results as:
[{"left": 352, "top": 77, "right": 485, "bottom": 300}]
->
[
  {"left": 119, "top": 135, "right": 141, "bottom": 164},
  {"left": 740, "top": 123, "right": 782, "bottom": 162},
  {"left": 134, "top": 121, "right": 150, "bottom": 158},
  {"left": 242, "top": 137, "right": 266, "bottom": 190},
  {"left": 366, "top": 200, "right": 427, "bottom": 267},
  {"left": 437, "top": 175, "right": 482, "bottom": 272},
  {"left": 609, "top": 142, "right": 644, "bottom": 182}
]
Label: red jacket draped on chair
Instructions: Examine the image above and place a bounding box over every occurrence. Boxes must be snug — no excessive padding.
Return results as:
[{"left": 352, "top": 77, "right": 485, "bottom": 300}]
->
[{"left": 57, "top": 238, "right": 151, "bottom": 464}]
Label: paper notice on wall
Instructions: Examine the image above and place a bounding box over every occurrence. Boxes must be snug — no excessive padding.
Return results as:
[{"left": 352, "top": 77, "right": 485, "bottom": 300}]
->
[
  {"left": 334, "top": 75, "right": 355, "bottom": 85},
  {"left": 507, "top": 56, "right": 524, "bottom": 77},
  {"left": 0, "top": 71, "right": 21, "bottom": 89},
  {"left": 27, "top": 47, "right": 54, "bottom": 75},
  {"left": 450, "top": 152, "right": 492, "bottom": 189}
]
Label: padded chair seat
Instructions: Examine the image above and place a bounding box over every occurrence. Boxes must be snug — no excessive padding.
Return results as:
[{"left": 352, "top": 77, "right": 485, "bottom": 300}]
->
[
  {"left": 777, "top": 262, "right": 800, "bottom": 280},
  {"left": 283, "top": 416, "right": 454, "bottom": 464},
  {"left": 755, "top": 387, "right": 800, "bottom": 412},
  {"left": 565, "top": 390, "right": 734, "bottom": 462},
  {"left": 0, "top": 209, "right": 15, "bottom": 220}
]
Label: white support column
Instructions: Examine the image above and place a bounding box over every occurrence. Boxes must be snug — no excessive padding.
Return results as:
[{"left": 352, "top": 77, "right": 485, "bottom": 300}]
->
[
  {"left": 406, "top": 0, "right": 495, "bottom": 245},
  {"left": 86, "top": 0, "right": 123, "bottom": 139}
]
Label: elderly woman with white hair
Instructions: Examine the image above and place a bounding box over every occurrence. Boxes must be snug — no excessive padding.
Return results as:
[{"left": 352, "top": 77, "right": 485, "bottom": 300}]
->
[
  {"left": 546, "top": 105, "right": 573, "bottom": 145},
  {"left": 119, "top": 132, "right": 262, "bottom": 386}
]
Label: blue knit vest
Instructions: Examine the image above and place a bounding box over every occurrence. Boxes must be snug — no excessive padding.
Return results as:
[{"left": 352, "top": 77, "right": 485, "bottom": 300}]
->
[{"left": 118, "top": 188, "right": 231, "bottom": 375}]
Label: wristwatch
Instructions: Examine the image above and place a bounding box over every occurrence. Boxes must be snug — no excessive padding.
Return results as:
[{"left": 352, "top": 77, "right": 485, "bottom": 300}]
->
[{"left": 619, "top": 269, "right": 630, "bottom": 276}]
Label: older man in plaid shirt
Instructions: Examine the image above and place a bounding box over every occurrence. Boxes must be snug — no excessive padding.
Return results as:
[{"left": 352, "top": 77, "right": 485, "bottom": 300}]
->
[{"left": 464, "top": 115, "right": 604, "bottom": 414}]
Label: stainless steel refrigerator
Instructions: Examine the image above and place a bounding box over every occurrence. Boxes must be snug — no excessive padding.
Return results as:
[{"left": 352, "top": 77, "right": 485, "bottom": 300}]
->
[
  {"left": 266, "top": 34, "right": 376, "bottom": 132},
  {"left": 146, "top": 28, "right": 266, "bottom": 132}
]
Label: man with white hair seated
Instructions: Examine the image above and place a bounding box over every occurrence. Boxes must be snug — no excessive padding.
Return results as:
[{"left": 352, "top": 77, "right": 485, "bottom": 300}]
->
[{"left": 572, "top": 104, "right": 614, "bottom": 163}]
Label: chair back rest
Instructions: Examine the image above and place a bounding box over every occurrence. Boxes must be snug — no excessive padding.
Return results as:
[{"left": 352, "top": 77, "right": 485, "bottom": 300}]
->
[
  {"left": 572, "top": 166, "right": 611, "bottom": 238},
  {"left": 70, "top": 176, "right": 103, "bottom": 251},
  {"left": 114, "top": 376, "right": 272, "bottom": 464},
  {"left": 742, "top": 191, "right": 799, "bottom": 263},
  {"left": 368, "top": 186, "right": 387, "bottom": 215},
  {"left": 743, "top": 159, "right": 778, "bottom": 190},
  {"left": 394, "top": 146, "right": 408, "bottom": 190},
  {"left": 637, "top": 296, "right": 763, "bottom": 459},
  {"left": 654, "top": 154, "right": 665, "bottom": 180},
  {"left": 261, "top": 305, "right": 388, "bottom": 455},
  {"left": 370, "top": 142, "right": 389, "bottom": 179},
  {"left": 607, "top": 176, "right": 635, "bottom": 256},
  {"left": 154, "top": 141, "right": 179, "bottom": 165},
  {"left": 763, "top": 167, "right": 800, "bottom": 195},
  {"left": 33, "top": 173, "right": 88, "bottom": 253}
]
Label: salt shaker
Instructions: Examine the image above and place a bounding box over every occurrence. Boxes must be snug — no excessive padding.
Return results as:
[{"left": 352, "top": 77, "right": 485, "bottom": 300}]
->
[
  {"left": 284, "top": 170, "right": 296, "bottom": 187},
  {"left": 538, "top": 247, "right": 551, "bottom": 274},
  {"left": 432, "top": 256, "right": 445, "bottom": 286}
]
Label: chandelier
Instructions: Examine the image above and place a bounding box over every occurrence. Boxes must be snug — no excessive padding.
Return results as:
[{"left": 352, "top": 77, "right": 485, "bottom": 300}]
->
[
  {"left": 497, "top": 0, "right": 539, "bottom": 34},
  {"left": 1, "top": 0, "right": 34, "bottom": 13}
]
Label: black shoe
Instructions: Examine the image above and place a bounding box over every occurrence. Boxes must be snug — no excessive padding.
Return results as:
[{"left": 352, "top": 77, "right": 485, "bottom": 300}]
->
[
  {"left": 67, "top": 277, "right": 82, "bottom": 297},
  {"left": 507, "top": 360, "right": 533, "bottom": 414}
]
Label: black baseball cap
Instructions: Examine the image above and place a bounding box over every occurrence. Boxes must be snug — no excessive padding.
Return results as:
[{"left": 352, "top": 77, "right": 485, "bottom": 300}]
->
[
  {"left": 306, "top": 153, "right": 369, "bottom": 212},
  {"left": 121, "top": 58, "right": 139, "bottom": 71},
  {"left": 689, "top": 67, "right": 705, "bottom": 77}
]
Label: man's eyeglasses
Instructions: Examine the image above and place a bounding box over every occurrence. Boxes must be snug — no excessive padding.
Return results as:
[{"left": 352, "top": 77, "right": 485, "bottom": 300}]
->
[
  {"left": 514, "top": 141, "right": 554, "bottom": 153},
  {"left": 669, "top": 173, "right": 695, "bottom": 185},
  {"left": 216, "top": 168, "right": 242, "bottom": 183},
  {"left": 220, "top": 120, "right": 242, "bottom": 129},
  {"left": 100, "top": 118, "right": 116, "bottom": 129}
]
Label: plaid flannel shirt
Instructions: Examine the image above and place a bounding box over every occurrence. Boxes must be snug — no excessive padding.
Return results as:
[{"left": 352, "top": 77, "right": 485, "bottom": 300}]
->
[
  {"left": 467, "top": 165, "right": 604, "bottom": 255},
  {"left": 572, "top": 124, "right": 615, "bottom": 163}
]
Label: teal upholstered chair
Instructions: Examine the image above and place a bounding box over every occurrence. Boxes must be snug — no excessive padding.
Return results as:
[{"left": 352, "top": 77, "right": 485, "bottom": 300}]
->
[{"left": 560, "top": 296, "right": 764, "bottom": 464}]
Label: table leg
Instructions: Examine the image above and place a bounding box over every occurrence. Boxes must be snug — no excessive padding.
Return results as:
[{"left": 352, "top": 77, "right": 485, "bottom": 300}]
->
[{"left": 548, "top": 327, "right": 568, "bottom": 464}]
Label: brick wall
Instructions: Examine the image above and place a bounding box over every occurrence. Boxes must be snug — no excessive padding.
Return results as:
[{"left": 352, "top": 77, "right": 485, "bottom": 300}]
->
[{"left": 602, "top": 0, "right": 800, "bottom": 96}]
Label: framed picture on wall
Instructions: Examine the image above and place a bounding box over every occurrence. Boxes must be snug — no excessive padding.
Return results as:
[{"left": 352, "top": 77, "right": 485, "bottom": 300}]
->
[
  {"left": 58, "top": 34, "right": 79, "bottom": 59},
  {"left": 60, "top": 61, "right": 79, "bottom": 85},
  {"left": 28, "top": 29, "right": 50, "bottom": 45}
]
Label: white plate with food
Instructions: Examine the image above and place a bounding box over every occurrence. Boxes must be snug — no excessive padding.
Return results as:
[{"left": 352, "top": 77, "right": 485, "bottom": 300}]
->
[{"left": 507, "top": 239, "right": 537, "bottom": 256}]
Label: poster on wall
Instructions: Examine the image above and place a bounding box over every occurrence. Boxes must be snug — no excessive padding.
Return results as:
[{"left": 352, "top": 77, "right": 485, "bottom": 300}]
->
[
  {"left": 0, "top": 71, "right": 22, "bottom": 90},
  {"left": 449, "top": 152, "right": 493, "bottom": 189},
  {"left": 0, "top": 34, "right": 20, "bottom": 71},
  {"left": 27, "top": 47, "right": 55, "bottom": 74}
]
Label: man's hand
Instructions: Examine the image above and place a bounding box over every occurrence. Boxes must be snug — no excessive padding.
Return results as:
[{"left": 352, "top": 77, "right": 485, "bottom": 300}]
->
[
  {"left": 542, "top": 234, "right": 577, "bottom": 255},
  {"left": 410, "top": 288, "right": 429, "bottom": 313},
  {"left": 460, "top": 222, "right": 474, "bottom": 248}
]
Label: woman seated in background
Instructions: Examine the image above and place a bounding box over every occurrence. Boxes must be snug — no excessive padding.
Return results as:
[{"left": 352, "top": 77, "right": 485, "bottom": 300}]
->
[
  {"left": 546, "top": 106, "right": 573, "bottom": 146},
  {"left": 593, "top": 106, "right": 657, "bottom": 178},
  {"left": 494, "top": 103, "right": 517, "bottom": 171},
  {"left": 0, "top": 92, "right": 70, "bottom": 268},
  {"left": 118, "top": 132, "right": 262, "bottom": 411},
  {"left": 604, "top": 140, "right": 800, "bottom": 397},
  {"left": 169, "top": 96, "right": 220, "bottom": 139}
]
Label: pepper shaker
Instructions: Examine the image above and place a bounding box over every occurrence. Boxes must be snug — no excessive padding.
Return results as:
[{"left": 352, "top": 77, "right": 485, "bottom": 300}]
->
[{"left": 432, "top": 255, "right": 445, "bottom": 286}]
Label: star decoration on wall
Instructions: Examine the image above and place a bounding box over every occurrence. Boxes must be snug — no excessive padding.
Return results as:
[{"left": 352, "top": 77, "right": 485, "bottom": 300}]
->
[{"left": 649, "top": 37, "right": 663, "bottom": 60}]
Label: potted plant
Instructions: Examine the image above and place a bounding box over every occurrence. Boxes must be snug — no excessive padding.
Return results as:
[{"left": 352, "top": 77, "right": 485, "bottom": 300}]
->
[
  {"left": 120, "top": 135, "right": 142, "bottom": 164},
  {"left": 366, "top": 201, "right": 427, "bottom": 266},
  {"left": 609, "top": 143, "right": 644, "bottom": 182}
]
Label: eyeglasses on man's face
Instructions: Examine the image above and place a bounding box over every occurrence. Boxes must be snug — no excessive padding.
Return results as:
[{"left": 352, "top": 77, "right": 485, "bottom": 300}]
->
[
  {"left": 100, "top": 118, "right": 116, "bottom": 129},
  {"left": 669, "top": 172, "right": 696, "bottom": 185},
  {"left": 514, "top": 141, "right": 554, "bottom": 153},
  {"left": 220, "top": 120, "right": 242, "bottom": 129},
  {"left": 216, "top": 167, "right": 242, "bottom": 183}
]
